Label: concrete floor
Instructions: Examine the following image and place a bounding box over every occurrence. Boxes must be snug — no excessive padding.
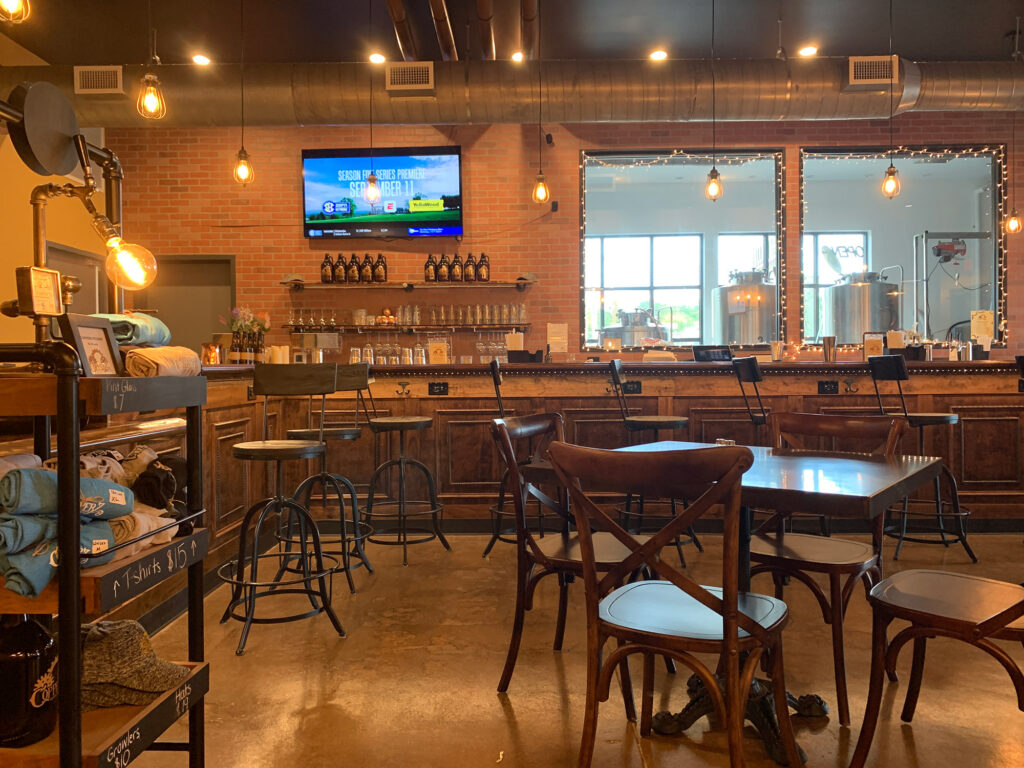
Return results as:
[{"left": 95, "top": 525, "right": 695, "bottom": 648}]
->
[{"left": 139, "top": 533, "right": 1024, "bottom": 768}]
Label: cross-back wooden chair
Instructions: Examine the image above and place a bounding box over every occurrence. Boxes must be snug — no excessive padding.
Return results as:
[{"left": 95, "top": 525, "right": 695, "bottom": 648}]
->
[
  {"left": 548, "top": 441, "right": 802, "bottom": 768},
  {"left": 850, "top": 569, "right": 1024, "bottom": 767},
  {"left": 750, "top": 410, "right": 907, "bottom": 726}
]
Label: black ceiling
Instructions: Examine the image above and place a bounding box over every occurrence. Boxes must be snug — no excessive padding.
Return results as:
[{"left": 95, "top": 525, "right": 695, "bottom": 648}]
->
[{"left": 3, "top": 0, "right": 1024, "bottom": 67}]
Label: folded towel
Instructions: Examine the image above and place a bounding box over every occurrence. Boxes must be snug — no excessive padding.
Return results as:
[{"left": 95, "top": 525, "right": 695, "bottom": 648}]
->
[
  {"left": 91, "top": 313, "right": 172, "bottom": 347},
  {"left": 0, "top": 513, "right": 57, "bottom": 554},
  {"left": 44, "top": 455, "right": 128, "bottom": 486},
  {"left": 0, "top": 453, "right": 42, "bottom": 480},
  {"left": 125, "top": 347, "right": 201, "bottom": 378},
  {"left": 0, "top": 469, "right": 133, "bottom": 520},
  {"left": 0, "top": 520, "right": 114, "bottom": 597}
]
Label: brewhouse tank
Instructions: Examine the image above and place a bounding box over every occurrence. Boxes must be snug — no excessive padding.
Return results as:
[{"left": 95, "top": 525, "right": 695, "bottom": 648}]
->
[
  {"left": 712, "top": 271, "right": 778, "bottom": 344},
  {"left": 826, "top": 272, "right": 899, "bottom": 344}
]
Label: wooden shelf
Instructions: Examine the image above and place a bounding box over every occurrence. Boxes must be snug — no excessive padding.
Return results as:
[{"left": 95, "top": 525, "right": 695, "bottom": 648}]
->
[
  {"left": 0, "top": 376, "right": 208, "bottom": 418},
  {"left": 284, "top": 324, "right": 530, "bottom": 333},
  {"left": 0, "top": 529, "right": 210, "bottom": 617},
  {"left": 0, "top": 662, "right": 208, "bottom": 768},
  {"left": 284, "top": 280, "right": 533, "bottom": 292}
]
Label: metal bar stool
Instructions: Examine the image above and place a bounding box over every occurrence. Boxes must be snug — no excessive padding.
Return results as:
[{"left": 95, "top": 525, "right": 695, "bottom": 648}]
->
[
  {"left": 363, "top": 387, "right": 451, "bottom": 566},
  {"left": 609, "top": 358, "right": 702, "bottom": 564},
  {"left": 218, "top": 363, "right": 346, "bottom": 655},
  {"left": 289, "top": 362, "right": 375, "bottom": 594},
  {"left": 868, "top": 354, "right": 977, "bottom": 562}
]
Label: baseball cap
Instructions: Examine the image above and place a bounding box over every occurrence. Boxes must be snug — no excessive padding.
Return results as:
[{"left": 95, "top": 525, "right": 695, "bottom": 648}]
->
[{"left": 80, "top": 620, "right": 188, "bottom": 692}]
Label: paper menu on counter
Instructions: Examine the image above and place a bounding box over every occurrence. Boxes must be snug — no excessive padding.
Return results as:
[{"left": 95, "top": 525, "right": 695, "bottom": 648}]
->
[
  {"left": 546, "top": 323, "right": 568, "bottom": 354},
  {"left": 971, "top": 310, "right": 994, "bottom": 340}
]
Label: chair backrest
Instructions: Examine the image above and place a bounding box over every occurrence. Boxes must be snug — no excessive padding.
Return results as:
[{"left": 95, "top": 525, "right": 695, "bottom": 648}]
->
[
  {"left": 731, "top": 356, "right": 766, "bottom": 425},
  {"left": 253, "top": 363, "right": 337, "bottom": 440},
  {"left": 608, "top": 359, "right": 631, "bottom": 421},
  {"left": 548, "top": 441, "right": 767, "bottom": 644},
  {"left": 868, "top": 354, "right": 910, "bottom": 417},
  {"left": 490, "top": 359, "right": 505, "bottom": 418},
  {"left": 768, "top": 412, "right": 907, "bottom": 457},
  {"left": 332, "top": 362, "right": 373, "bottom": 428},
  {"left": 490, "top": 413, "right": 568, "bottom": 551}
]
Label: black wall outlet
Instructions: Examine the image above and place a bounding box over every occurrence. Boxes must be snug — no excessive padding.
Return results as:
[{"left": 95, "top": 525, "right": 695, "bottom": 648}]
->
[
  {"left": 818, "top": 380, "right": 839, "bottom": 395},
  {"left": 427, "top": 381, "right": 449, "bottom": 396},
  {"left": 623, "top": 380, "right": 642, "bottom": 394}
]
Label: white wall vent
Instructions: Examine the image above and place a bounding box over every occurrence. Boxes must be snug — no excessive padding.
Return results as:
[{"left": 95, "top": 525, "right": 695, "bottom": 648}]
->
[
  {"left": 73, "top": 66, "right": 124, "bottom": 95},
  {"left": 846, "top": 55, "right": 899, "bottom": 88},
  {"left": 386, "top": 62, "right": 434, "bottom": 92}
]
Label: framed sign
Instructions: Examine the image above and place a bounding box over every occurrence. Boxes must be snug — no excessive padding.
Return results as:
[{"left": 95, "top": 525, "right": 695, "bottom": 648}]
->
[
  {"left": 15, "top": 266, "right": 62, "bottom": 317},
  {"left": 57, "top": 313, "right": 123, "bottom": 377}
]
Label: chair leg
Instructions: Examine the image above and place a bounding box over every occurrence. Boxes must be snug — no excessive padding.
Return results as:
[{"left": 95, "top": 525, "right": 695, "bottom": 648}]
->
[
  {"left": 689, "top": 525, "right": 704, "bottom": 553},
  {"left": 850, "top": 609, "right": 893, "bottom": 768},
  {"left": 900, "top": 635, "right": 928, "bottom": 723},
  {"left": 497, "top": 553, "right": 531, "bottom": 692},
  {"left": 829, "top": 573, "right": 851, "bottom": 726},
  {"left": 640, "top": 652, "right": 655, "bottom": 737},
  {"left": 894, "top": 502, "right": 909, "bottom": 560},
  {"left": 767, "top": 642, "right": 804, "bottom": 768},
  {"left": 578, "top": 635, "right": 602, "bottom": 768},
  {"left": 616, "top": 638, "right": 636, "bottom": 722},
  {"left": 554, "top": 571, "right": 570, "bottom": 651},
  {"left": 482, "top": 467, "right": 510, "bottom": 557}
]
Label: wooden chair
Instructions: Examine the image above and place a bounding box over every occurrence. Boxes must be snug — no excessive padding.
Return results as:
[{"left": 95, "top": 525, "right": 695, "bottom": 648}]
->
[
  {"left": 850, "top": 569, "right": 1024, "bottom": 768},
  {"left": 549, "top": 441, "right": 802, "bottom": 768},
  {"left": 492, "top": 413, "right": 639, "bottom": 694},
  {"left": 750, "top": 411, "right": 907, "bottom": 726}
]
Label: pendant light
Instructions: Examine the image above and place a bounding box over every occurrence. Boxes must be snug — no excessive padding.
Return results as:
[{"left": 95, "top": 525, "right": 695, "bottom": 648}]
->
[
  {"left": 233, "top": 0, "right": 254, "bottom": 184},
  {"left": 363, "top": 0, "right": 381, "bottom": 204},
  {"left": 530, "top": 5, "right": 549, "bottom": 204},
  {"left": 880, "top": 0, "right": 901, "bottom": 199},
  {"left": 1006, "top": 18, "right": 1022, "bottom": 235},
  {"left": 0, "top": 0, "right": 30, "bottom": 23},
  {"left": 705, "top": 0, "right": 723, "bottom": 201},
  {"left": 137, "top": 1, "right": 167, "bottom": 120}
]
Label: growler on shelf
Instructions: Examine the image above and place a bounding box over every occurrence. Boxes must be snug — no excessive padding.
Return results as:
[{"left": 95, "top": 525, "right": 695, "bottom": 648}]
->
[
  {"left": 320, "top": 253, "right": 333, "bottom": 283},
  {"left": 373, "top": 253, "right": 387, "bottom": 283},
  {"left": 424, "top": 254, "right": 437, "bottom": 282},
  {"left": 0, "top": 614, "right": 57, "bottom": 747},
  {"left": 346, "top": 254, "right": 360, "bottom": 283},
  {"left": 437, "top": 253, "right": 450, "bottom": 282},
  {"left": 450, "top": 253, "right": 463, "bottom": 282},
  {"left": 332, "top": 253, "right": 347, "bottom": 283},
  {"left": 477, "top": 252, "right": 490, "bottom": 282},
  {"left": 463, "top": 253, "right": 476, "bottom": 282},
  {"left": 360, "top": 253, "right": 373, "bottom": 283}
]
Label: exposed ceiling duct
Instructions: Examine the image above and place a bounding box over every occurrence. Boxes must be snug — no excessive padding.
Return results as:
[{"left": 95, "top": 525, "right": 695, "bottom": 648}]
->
[
  {"left": 428, "top": 0, "right": 459, "bottom": 62},
  {"left": 476, "top": 0, "right": 496, "bottom": 61},
  {"left": 520, "top": 0, "right": 539, "bottom": 61},
  {"left": 385, "top": 0, "right": 419, "bottom": 62},
  {"left": 1, "top": 59, "right": 1023, "bottom": 128}
]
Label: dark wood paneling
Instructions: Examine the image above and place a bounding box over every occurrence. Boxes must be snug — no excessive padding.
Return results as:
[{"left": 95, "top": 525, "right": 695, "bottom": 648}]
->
[
  {"left": 952, "top": 405, "right": 1024, "bottom": 487},
  {"left": 687, "top": 406, "right": 765, "bottom": 446},
  {"left": 209, "top": 405, "right": 256, "bottom": 533},
  {"left": 432, "top": 404, "right": 504, "bottom": 494}
]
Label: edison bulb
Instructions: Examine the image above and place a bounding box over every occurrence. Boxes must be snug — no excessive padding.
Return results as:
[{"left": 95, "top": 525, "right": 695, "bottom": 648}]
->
[
  {"left": 104, "top": 237, "right": 157, "bottom": 290},
  {"left": 233, "top": 148, "right": 254, "bottom": 185},
  {"left": 1007, "top": 209, "right": 1023, "bottom": 235},
  {"left": 531, "top": 174, "right": 550, "bottom": 203},
  {"left": 705, "top": 167, "right": 723, "bottom": 201},
  {"left": 137, "top": 73, "right": 167, "bottom": 119},
  {"left": 881, "top": 164, "right": 901, "bottom": 199},
  {"left": 363, "top": 172, "right": 381, "bottom": 203},
  {"left": 0, "top": 0, "right": 31, "bottom": 23}
]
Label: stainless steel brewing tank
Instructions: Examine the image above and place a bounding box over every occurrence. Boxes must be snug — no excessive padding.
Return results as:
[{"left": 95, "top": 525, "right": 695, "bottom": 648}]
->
[
  {"left": 712, "top": 272, "right": 778, "bottom": 344},
  {"left": 827, "top": 272, "right": 899, "bottom": 344}
]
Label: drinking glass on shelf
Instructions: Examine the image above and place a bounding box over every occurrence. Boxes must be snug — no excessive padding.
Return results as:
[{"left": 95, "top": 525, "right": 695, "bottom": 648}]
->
[
  {"left": 413, "top": 342, "right": 426, "bottom": 364},
  {"left": 362, "top": 343, "right": 374, "bottom": 365},
  {"left": 438, "top": 305, "right": 447, "bottom": 324},
  {"left": 518, "top": 303, "right": 527, "bottom": 323},
  {"left": 402, "top": 347, "right": 414, "bottom": 365},
  {"left": 286, "top": 308, "right": 295, "bottom": 326},
  {"left": 349, "top": 347, "right": 362, "bottom": 363},
  {"left": 476, "top": 340, "right": 487, "bottom": 363},
  {"left": 413, "top": 305, "right": 421, "bottom": 325},
  {"left": 501, "top": 304, "right": 510, "bottom": 324},
  {"left": 375, "top": 343, "right": 386, "bottom": 364}
]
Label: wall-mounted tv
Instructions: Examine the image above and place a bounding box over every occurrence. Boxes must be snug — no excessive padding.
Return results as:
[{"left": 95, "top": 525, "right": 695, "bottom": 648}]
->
[{"left": 302, "top": 145, "right": 463, "bottom": 239}]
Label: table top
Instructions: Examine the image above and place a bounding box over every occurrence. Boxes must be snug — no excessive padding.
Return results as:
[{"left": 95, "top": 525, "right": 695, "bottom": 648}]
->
[{"left": 617, "top": 441, "right": 942, "bottom": 519}]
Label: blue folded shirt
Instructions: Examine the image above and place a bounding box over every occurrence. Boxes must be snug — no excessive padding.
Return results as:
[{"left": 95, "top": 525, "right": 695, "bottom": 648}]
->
[
  {"left": 0, "top": 520, "right": 114, "bottom": 597},
  {"left": 91, "top": 313, "right": 171, "bottom": 347},
  {"left": 0, "top": 469, "right": 134, "bottom": 520}
]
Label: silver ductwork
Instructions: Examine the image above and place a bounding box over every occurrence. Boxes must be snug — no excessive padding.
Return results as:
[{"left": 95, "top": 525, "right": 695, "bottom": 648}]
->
[{"left": 0, "top": 59, "right": 1022, "bottom": 128}]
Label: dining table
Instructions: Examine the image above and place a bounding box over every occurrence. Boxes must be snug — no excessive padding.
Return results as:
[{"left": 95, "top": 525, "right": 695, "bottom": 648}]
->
[{"left": 615, "top": 439, "right": 944, "bottom": 764}]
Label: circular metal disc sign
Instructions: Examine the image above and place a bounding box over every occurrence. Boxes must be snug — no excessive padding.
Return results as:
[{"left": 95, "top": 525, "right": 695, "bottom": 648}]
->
[{"left": 7, "top": 81, "right": 80, "bottom": 177}]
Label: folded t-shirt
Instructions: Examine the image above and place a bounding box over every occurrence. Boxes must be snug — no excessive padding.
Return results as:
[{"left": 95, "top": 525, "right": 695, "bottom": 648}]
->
[
  {"left": 0, "top": 469, "right": 133, "bottom": 520},
  {"left": 91, "top": 313, "right": 171, "bottom": 347},
  {"left": 0, "top": 519, "right": 114, "bottom": 596}
]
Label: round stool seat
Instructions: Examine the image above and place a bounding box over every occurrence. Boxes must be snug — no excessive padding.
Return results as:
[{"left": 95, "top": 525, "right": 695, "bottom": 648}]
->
[
  {"left": 624, "top": 415, "right": 689, "bottom": 432},
  {"left": 287, "top": 427, "right": 362, "bottom": 441},
  {"left": 905, "top": 413, "right": 958, "bottom": 428},
  {"left": 232, "top": 439, "right": 324, "bottom": 461},
  {"left": 369, "top": 416, "right": 433, "bottom": 433}
]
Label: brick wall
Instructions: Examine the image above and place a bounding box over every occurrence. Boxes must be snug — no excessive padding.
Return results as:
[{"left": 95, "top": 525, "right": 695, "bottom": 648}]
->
[{"left": 107, "top": 112, "right": 1023, "bottom": 354}]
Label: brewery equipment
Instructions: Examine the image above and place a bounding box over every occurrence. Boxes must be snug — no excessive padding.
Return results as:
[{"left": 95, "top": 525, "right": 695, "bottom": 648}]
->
[
  {"left": 826, "top": 271, "right": 899, "bottom": 345},
  {"left": 712, "top": 271, "right": 778, "bottom": 345},
  {"left": 598, "top": 308, "right": 669, "bottom": 348}
]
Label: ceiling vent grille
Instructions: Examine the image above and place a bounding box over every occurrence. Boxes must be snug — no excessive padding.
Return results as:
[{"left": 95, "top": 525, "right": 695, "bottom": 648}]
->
[
  {"left": 386, "top": 62, "right": 434, "bottom": 91},
  {"left": 846, "top": 55, "right": 899, "bottom": 88},
  {"left": 73, "top": 66, "right": 124, "bottom": 94}
]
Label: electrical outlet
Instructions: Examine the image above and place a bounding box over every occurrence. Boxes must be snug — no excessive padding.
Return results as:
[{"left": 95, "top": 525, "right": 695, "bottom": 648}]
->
[
  {"left": 427, "top": 381, "right": 449, "bottom": 396},
  {"left": 818, "top": 380, "right": 839, "bottom": 395},
  {"left": 623, "top": 380, "right": 642, "bottom": 394}
]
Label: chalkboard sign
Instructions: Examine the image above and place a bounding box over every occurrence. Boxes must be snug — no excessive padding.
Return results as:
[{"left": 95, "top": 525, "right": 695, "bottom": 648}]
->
[
  {"left": 97, "top": 529, "right": 209, "bottom": 610},
  {"left": 98, "top": 376, "right": 207, "bottom": 414}
]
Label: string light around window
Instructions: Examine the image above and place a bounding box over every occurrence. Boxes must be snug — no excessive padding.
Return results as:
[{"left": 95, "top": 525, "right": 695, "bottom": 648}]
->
[
  {"left": 233, "top": 0, "right": 254, "bottom": 184},
  {"left": 705, "top": 0, "right": 723, "bottom": 201},
  {"left": 137, "top": 1, "right": 167, "bottom": 119},
  {"left": 881, "top": 0, "right": 901, "bottom": 198},
  {"left": 0, "top": 0, "right": 30, "bottom": 23}
]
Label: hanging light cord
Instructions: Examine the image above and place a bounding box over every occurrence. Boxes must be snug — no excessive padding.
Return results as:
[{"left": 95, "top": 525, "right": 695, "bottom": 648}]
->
[
  {"left": 239, "top": 0, "right": 245, "bottom": 148},
  {"left": 888, "top": 0, "right": 894, "bottom": 164},
  {"left": 147, "top": 0, "right": 159, "bottom": 66},
  {"left": 711, "top": 0, "right": 716, "bottom": 166},
  {"left": 368, "top": 0, "right": 374, "bottom": 175},
  {"left": 537, "top": 8, "right": 543, "bottom": 174}
]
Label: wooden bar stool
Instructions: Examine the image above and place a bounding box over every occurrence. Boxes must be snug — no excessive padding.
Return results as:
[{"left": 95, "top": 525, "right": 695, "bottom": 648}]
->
[
  {"left": 217, "top": 363, "right": 345, "bottom": 655},
  {"left": 868, "top": 354, "right": 977, "bottom": 562},
  {"left": 364, "top": 387, "right": 450, "bottom": 566}
]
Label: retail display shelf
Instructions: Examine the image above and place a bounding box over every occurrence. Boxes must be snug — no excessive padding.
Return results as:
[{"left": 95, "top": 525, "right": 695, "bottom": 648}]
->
[{"left": 283, "top": 279, "right": 533, "bottom": 292}]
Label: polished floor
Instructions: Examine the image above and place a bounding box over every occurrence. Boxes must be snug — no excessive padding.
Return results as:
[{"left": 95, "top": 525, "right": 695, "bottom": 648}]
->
[{"left": 140, "top": 532, "right": 1024, "bottom": 767}]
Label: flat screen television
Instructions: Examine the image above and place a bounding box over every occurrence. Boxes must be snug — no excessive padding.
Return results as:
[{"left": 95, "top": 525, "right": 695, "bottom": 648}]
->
[{"left": 302, "top": 145, "right": 463, "bottom": 239}]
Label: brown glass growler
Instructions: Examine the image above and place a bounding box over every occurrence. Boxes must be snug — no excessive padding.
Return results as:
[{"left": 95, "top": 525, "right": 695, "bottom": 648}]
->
[
  {"left": 320, "top": 253, "right": 333, "bottom": 283},
  {"left": 463, "top": 253, "right": 477, "bottom": 282},
  {"left": 436, "top": 253, "right": 450, "bottom": 282},
  {"left": 346, "top": 254, "right": 360, "bottom": 283},
  {"left": 332, "top": 253, "right": 347, "bottom": 283},
  {"left": 477, "top": 252, "right": 490, "bottom": 282},
  {"left": 360, "top": 253, "right": 373, "bottom": 283},
  {"left": 450, "top": 253, "right": 463, "bottom": 282},
  {"left": 0, "top": 614, "right": 58, "bottom": 747},
  {"left": 373, "top": 253, "right": 387, "bottom": 283},
  {"left": 424, "top": 254, "right": 437, "bottom": 282}
]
